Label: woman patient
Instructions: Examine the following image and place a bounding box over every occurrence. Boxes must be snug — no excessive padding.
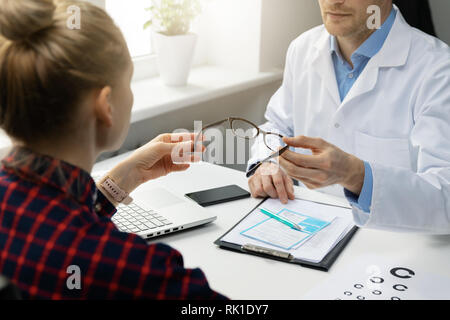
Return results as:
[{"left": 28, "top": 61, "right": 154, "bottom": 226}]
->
[{"left": 0, "top": 0, "right": 225, "bottom": 299}]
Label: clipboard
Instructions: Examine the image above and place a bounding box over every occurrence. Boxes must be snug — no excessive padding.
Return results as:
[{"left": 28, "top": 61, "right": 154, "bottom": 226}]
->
[{"left": 214, "top": 198, "right": 358, "bottom": 271}]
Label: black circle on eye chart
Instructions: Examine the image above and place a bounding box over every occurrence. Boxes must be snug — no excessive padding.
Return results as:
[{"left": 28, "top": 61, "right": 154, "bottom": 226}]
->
[
  {"left": 391, "top": 296, "right": 401, "bottom": 300},
  {"left": 372, "top": 290, "right": 382, "bottom": 295},
  {"left": 344, "top": 291, "right": 352, "bottom": 296},
  {"left": 356, "top": 296, "right": 365, "bottom": 300},
  {"left": 390, "top": 267, "right": 415, "bottom": 279},
  {"left": 370, "top": 277, "right": 384, "bottom": 284},
  {"left": 393, "top": 284, "right": 408, "bottom": 292},
  {"left": 354, "top": 284, "right": 364, "bottom": 289}
]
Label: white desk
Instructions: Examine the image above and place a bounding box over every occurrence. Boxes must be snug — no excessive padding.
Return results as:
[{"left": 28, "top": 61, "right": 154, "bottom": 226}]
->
[{"left": 94, "top": 154, "right": 450, "bottom": 299}]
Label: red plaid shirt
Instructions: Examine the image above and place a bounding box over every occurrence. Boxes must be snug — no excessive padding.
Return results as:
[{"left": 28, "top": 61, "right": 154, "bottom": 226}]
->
[{"left": 0, "top": 147, "right": 226, "bottom": 300}]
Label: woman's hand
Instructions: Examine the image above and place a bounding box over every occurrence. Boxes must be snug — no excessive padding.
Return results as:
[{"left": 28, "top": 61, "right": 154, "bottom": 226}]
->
[{"left": 100, "top": 133, "right": 203, "bottom": 199}]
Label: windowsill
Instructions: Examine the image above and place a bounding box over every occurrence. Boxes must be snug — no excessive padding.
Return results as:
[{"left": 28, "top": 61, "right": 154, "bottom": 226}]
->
[
  {"left": 130, "top": 65, "right": 283, "bottom": 123},
  {"left": 0, "top": 65, "right": 283, "bottom": 156}
]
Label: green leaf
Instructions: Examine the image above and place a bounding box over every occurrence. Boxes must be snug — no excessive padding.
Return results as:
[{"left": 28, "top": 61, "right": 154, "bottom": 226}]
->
[
  {"left": 144, "top": 0, "right": 203, "bottom": 35},
  {"left": 143, "top": 20, "right": 153, "bottom": 30}
]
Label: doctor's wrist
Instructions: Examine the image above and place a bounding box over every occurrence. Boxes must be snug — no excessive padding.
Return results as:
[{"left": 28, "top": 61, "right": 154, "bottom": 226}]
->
[{"left": 341, "top": 156, "right": 365, "bottom": 196}]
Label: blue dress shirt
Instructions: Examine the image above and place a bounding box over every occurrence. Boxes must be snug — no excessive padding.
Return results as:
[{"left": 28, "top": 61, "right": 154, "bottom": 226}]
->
[{"left": 331, "top": 8, "right": 396, "bottom": 212}]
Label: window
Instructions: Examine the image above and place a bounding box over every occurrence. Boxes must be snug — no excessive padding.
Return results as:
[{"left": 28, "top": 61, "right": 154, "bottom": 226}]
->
[
  {"left": 105, "top": 0, "right": 153, "bottom": 58},
  {"left": 90, "top": 0, "right": 291, "bottom": 81}
]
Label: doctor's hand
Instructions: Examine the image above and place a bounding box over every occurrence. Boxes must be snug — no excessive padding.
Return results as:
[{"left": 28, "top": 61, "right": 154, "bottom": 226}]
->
[
  {"left": 102, "top": 133, "right": 204, "bottom": 196},
  {"left": 279, "top": 136, "right": 365, "bottom": 195},
  {"left": 248, "top": 162, "right": 295, "bottom": 204}
]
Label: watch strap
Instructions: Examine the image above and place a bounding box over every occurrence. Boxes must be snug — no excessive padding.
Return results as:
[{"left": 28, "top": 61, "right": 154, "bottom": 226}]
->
[{"left": 100, "top": 177, "right": 133, "bottom": 205}]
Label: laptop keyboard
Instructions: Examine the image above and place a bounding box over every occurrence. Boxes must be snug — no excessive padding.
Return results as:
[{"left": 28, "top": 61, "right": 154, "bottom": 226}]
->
[
  {"left": 112, "top": 202, "right": 173, "bottom": 234},
  {"left": 91, "top": 172, "right": 173, "bottom": 234}
]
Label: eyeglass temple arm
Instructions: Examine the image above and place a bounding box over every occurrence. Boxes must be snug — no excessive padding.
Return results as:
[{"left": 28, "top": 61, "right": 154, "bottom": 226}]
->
[
  {"left": 259, "top": 129, "right": 285, "bottom": 138},
  {"left": 194, "top": 119, "right": 230, "bottom": 145}
]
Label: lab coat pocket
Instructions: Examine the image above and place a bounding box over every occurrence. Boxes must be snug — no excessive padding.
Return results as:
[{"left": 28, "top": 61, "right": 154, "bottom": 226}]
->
[{"left": 354, "top": 131, "right": 411, "bottom": 169}]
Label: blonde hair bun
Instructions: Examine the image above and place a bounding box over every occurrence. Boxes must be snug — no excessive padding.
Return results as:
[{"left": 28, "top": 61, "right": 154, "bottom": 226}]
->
[
  {"left": 0, "top": 0, "right": 130, "bottom": 144},
  {"left": 0, "top": 0, "right": 56, "bottom": 41}
]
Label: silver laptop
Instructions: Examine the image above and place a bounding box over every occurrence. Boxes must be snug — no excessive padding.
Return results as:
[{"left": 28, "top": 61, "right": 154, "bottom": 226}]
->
[{"left": 93, "top": 173, "right": 216, "bottom": 239}]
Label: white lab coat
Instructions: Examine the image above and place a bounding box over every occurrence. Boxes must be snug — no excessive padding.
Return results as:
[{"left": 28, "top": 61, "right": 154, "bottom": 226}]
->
[{"left": 249, "top": 8, "right": 450, "bottom": 234}]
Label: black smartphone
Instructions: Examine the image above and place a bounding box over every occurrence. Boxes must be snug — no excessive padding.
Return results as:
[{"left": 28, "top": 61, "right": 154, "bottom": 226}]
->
[{"left": 185, "top": 185, "right": 251, "bottom": 207}]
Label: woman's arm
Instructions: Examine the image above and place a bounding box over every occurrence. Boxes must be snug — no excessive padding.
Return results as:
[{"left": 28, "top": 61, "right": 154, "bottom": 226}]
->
[{"left": 97, "top": 133, "right": 203, "bottom": 206}]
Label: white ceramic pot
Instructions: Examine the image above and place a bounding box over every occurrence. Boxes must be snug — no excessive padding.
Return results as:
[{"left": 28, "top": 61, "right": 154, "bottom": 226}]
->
[{"left": 153, "top": 32, "right": 197, "bottom": 86}]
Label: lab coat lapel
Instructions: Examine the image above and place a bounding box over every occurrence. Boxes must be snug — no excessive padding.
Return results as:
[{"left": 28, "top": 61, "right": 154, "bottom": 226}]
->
[
  {"left": 342, "top": 8, "right": 412, "bottom": 106},
  {"left": 341, "top": 64, "right": 379, "bottom": 106},
  {"left": 312, "top": 32, "right": 341, "bottom": 107}
]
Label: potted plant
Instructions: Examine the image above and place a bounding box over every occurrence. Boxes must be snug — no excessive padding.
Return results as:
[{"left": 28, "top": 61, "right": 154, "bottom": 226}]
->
[{"left": 144, "top": 0, "right": 202, "bottom": 86}]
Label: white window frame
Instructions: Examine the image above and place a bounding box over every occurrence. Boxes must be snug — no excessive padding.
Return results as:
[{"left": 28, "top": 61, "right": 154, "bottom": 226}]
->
[{"left": 87, "top": 0, "right": 159, "bottom": 81}]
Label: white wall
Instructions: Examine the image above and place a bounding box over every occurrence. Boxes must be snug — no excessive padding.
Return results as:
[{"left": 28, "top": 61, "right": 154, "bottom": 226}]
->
[
  {"left": 429, "top": 0, "right": 450, "bottom": 45},
  {"left": 199, "top": 0, "right": 262, "bottom": 73},
  {"left": 196, "top": 0, "right": 323, "bottom": 73},
  {"left": 92, "top": 0, "right": 323, "bottom": 73},
  {"left": 259, "top": 0, "right": 322, "bottom": 70}
]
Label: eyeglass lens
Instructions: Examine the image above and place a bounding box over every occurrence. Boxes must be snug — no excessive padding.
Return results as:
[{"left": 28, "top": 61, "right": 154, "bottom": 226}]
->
[{"left": 230, "top": 119, "right": 258, "bottom": 139}]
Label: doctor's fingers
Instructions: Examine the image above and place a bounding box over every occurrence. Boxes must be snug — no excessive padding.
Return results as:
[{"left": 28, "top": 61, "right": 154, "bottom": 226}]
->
[
  {"left": 271, "top": 173, "right": 291, "bottom": 204},
  {"left": 249, "top": 175, "right": 269, "bottom": 198},
  {"left": 283, "top": 174, "right": 295, "bottom": 200},
  {"left": 261, "top": 174, "right": 279, "bottom": 199},
  {"left": 283, "top": 136, "right": 328, "bottom": 150},
  {"left": 299, "top": 177, "right": 323, "bottom": 190},
  {"left": 279, "top": 156, "right": 328, "bottom": 184},
  {"left": 280, "top": 149, "right": 326, "bottom": 169}
]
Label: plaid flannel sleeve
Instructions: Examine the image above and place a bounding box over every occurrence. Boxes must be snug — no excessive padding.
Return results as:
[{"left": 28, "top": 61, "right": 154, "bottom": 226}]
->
[
  {"left": 94, "top": 190, "right": 117, "bottom": 218},
  {"left": 62, "top": 218, "right": 227, "bottom": 300}
]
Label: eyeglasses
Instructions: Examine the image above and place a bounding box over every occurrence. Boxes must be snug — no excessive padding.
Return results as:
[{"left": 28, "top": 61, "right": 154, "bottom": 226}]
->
[{"left": 194, "top": 117, "right": 287, "bottom": 152}]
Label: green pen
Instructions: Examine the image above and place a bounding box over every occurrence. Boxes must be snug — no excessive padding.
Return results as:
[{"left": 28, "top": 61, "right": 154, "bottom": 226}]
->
[{"left": 259, "top": 208, "right": 303, "bottom": 231}]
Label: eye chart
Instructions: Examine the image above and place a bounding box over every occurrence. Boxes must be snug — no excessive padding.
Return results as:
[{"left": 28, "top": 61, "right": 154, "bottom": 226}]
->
[{"left": 304, "top": 255, "right": 450, "bottom": 300}]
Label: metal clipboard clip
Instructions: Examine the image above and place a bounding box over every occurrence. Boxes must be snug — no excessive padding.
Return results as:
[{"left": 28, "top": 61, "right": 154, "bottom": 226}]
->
[{"left": 242, "top": 244, "right": 294, "bottom": 261}]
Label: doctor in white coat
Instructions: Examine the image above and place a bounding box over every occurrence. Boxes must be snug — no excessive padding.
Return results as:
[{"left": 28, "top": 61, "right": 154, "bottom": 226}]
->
[{"left": 247, "top": 0, "right": 450, "bottom": 233}]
